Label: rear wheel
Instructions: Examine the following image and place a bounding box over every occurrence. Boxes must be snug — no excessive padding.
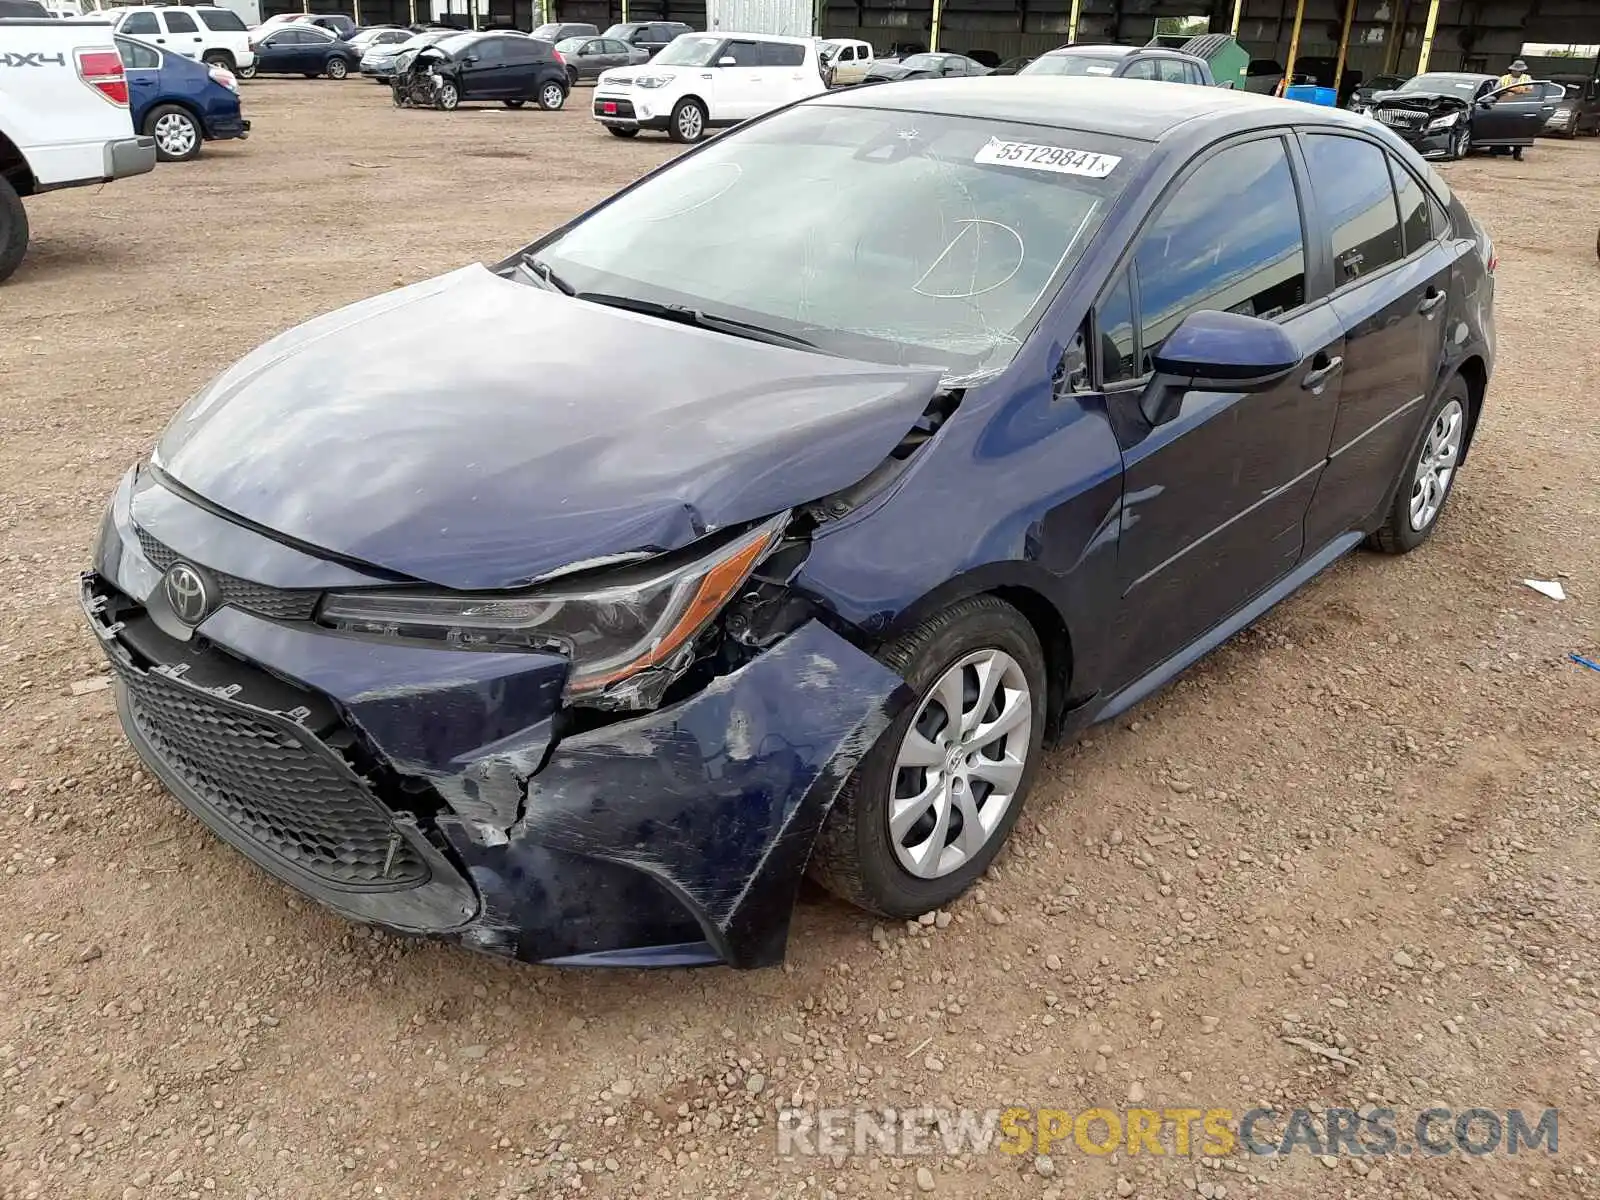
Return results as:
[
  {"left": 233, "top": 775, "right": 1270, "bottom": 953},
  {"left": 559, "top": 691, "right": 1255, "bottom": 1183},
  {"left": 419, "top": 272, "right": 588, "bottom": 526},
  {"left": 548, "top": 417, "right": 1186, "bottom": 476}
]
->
[
  {"left": 809, "top": 595, "right": 1047, "bottom": 917},
  {"left": 236, "top": 62, "right": 256, "bottom": 79},
  {"left": 145, "top": 105, "right": 201, "bottom": 162},
  {"left": 668, "top": 97, "right": 705, "bottom": 142},
  {"left": 326, "top": 57, "right": 349, "bottom": 80},
  {"left": 201, "top": 50, "right": 235, "bottom": 71},
  {"left": 1369, "top": 376, "right": 1470, "bottom": 554},
  {"left": 0, "top": 175, "right": 28, "bottom": 285},
  {"left": 537, "top": 80, "right": 565, "bottom": 110}
]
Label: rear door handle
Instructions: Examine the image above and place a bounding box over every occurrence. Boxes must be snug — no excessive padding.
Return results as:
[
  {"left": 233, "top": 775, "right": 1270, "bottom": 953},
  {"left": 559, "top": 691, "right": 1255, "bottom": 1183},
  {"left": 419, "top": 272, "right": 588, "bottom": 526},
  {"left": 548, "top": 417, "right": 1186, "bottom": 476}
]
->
[
  {"left": 1418, "top": 287, "right": 1445, "bottom": 314},
  {"left": 1302, "top": 354, "right": 1343, "bottom": 390}
]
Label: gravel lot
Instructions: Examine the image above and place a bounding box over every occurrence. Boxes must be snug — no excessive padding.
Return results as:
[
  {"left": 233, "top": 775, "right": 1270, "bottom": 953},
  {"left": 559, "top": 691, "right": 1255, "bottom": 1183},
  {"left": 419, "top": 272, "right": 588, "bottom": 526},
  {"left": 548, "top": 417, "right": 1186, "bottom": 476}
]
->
[{"left": 3, "top": 80, "right": 1599, "bottom": 1200}]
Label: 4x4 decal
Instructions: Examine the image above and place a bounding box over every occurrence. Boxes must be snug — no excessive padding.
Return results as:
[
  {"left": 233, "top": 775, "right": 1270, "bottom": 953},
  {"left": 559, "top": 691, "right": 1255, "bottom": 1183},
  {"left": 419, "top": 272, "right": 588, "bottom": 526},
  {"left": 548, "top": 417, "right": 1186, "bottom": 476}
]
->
[{"left": 0, "top": 52, "right": 68, "bottom": 67}]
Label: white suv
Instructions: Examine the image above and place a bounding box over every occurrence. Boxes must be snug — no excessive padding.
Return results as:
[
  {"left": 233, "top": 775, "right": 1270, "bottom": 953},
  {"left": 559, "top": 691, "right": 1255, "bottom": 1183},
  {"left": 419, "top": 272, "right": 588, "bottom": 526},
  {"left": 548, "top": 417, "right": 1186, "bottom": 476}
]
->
[
  {"left": 592, "top": 32, "right": 826, "bottom": 142},
  {"left": 96, "top": 6, "right": 255, "bottom": 74}
]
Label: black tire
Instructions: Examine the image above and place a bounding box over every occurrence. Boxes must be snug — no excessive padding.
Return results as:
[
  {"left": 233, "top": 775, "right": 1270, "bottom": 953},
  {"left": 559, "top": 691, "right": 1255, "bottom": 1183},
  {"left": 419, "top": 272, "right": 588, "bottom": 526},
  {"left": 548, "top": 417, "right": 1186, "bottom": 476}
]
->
[
  {"left": 607, "top": 126, "right": 639, "bottom": 138},
  {"left": 326, "top": 57, "right": 349, "bottom": 80},
  {"left": 808, "top": 595, "right": 1048, "bottom": 918},
  {"left": 0, "top": 174, "right": 28, "bottom": 285},
  {"left": 435, "top": 79, "right": 460, "bottom": 110},
  {"left": 236, "top": 62, "right": 256, "bottom": 79},
  {"left": 201, "top": 50, "right": 235, "bottom": 71},
  {"left": 1447, "top": 124, "right": 1470, "bottom": 160},
  {"left": 1512, "top": 145, "right": 1524, "bottom": 160},
  {"left": 1369, "top": 375, "right": 1472, "bottom": 555},
  {"left": 144, "top": 104, "right": 202, "bottom": 163},
  {"left": 667, "top": 97, "right": 705, "bottom": 143},
  {"left": 536, "top": 80, "right": 565, "bottom": 110},
  {"left": 503, "top": 98, "right": 525, "bottom": 108},
  {"left": 303, "top": 72, "right": 318, "bottom": 78}
]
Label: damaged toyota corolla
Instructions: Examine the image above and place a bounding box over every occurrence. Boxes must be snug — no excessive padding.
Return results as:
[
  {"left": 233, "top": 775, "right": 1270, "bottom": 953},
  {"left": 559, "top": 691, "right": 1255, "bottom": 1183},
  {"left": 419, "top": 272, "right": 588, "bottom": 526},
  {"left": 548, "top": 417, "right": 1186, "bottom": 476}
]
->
[{"left": 84, "top": 78, "right": 1495, "bottom": 969}]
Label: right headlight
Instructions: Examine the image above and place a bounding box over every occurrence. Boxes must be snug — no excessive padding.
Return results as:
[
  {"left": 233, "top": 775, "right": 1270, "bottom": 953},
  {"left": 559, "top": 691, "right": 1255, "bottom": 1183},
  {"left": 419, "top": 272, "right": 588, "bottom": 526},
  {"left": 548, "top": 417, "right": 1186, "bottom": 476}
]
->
[
  {"left": 634, "top": 72, "right": 675, "bottom": 88},
  {"left": 1425, "top": 111, "right": 1461, "bottom": 131},
  {"left": 319, "top": 513, "right": 786, "bottom": 701}
]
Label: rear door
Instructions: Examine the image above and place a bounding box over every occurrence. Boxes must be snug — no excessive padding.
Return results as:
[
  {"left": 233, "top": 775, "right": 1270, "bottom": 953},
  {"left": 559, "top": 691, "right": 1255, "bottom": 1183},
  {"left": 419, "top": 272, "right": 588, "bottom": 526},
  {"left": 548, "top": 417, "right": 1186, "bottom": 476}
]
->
[
  {"left": 758, "top": 39, "right": 809, "bottom": 105},
  {"left": 158, "top": 9, "right": 204, "bottom": 59},
  {"left": 1100, "top": 133, "right": 1344, "bottom": 684},
  {"left": 1299, "top": 132, "right": 1451, "bottom": 546},
  {"left": 117, "top": 35, "right": 162, "bottom": 122}
]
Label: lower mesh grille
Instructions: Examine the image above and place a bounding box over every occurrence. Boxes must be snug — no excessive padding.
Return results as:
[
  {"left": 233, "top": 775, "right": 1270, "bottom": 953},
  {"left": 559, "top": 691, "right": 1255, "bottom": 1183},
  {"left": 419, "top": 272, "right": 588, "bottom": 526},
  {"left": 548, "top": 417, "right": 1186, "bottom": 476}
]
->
[
  {"left": 135, "top": 526, "right": 321, "bottom": 621},
  {"left": 116, "top": 658, "right": 427, "bottom": 889}
]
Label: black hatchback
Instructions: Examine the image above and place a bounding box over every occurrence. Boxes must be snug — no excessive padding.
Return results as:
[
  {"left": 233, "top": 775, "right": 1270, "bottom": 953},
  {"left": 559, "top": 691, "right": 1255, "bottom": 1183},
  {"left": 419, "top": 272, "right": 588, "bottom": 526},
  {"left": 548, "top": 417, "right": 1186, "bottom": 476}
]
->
[{"left": 404, "top": 32, "right": 570, "bottom": 110}]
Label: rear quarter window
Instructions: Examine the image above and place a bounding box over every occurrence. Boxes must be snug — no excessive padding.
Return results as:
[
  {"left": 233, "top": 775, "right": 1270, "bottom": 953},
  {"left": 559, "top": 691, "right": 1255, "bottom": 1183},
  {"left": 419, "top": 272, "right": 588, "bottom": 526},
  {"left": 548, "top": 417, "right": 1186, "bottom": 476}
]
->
[
  {"left": 198, "top": 8, "right": 246, "bottom": 30},
  {"left": 759, "top": 41, "right": 804, "bottom": 67}
]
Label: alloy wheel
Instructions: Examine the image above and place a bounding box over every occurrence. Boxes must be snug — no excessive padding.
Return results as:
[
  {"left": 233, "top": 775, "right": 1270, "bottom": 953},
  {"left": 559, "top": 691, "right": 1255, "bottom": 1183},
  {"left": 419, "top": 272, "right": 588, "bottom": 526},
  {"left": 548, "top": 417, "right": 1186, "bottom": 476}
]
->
[
  {"left": 888, "top": 649, "right": 1033, "bottom": 880},
  {"left": 1409, "top": 398, "right": 1464, "bottom": 531},
  {"left": 1451, "top": 126, "right": 1469, "bottom": 159},
  {"left": 328, "top": 58, "right": 348, "bottom": 79},
  {"left": 540, "top": 82, "right": 564, "bottom": 109},
  {"left": 153, "top": 112, "right": 198, "bottom": 159},
  {"left": 676, "top": 103, "right": 703, "bottom": 141},
  {"left": 438, "top": 81, "right": 459, "bottom": 109}
]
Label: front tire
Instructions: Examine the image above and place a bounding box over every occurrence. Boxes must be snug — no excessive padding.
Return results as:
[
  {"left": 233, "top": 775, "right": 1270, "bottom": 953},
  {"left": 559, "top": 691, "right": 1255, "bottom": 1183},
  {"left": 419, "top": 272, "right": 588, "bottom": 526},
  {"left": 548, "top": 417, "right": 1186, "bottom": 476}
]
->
[
  {"left": 145, "top": 104, "right": 202, "bottom": 162},
  {"left": 607, "top": 126, "right": 638, "bottom": 138},
  {"left": 668, "top": 97, "right": 705, "bottom": 142},
  {"left": 537, "top": 80, "right": 565, "bottom": 110},
  {"left": 1447, "top": 124, "right": 1470, "bottom": 160},
  {"left": 503, "top": 98, "right": 525, "bottom": 108},
  {"left": 1369, "top": 376, "right": 1470, "bottom": 554},
  {"left": 435, "top": 79, "right": 459, "bottom": 110},
  {"left": 326, "top": 57, "right": 349, "bottom": 80},
  {"left": 809, "top": 595, "right": 1047, "bottom": 917},
  {"left": 0, "top": 174, "right": 28, "bottom": 285}
]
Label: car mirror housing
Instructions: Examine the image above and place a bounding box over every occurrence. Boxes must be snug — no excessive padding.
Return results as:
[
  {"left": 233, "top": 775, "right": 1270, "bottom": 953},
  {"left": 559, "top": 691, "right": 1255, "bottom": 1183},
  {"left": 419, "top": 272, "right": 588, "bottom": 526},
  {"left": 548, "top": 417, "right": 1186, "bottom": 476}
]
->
[
  {"left": 1148, "top": 309, "right": 1300, "bottom": 408},
  {"left": 718, "top": 55, "right": 736, "bottom": 66}
]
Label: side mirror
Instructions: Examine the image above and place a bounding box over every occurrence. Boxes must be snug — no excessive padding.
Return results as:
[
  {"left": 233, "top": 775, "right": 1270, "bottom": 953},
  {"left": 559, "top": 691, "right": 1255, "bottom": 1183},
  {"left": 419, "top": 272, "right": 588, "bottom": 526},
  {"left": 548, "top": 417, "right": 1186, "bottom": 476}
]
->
[
  {"left": 464, "top": 53, "right": 478, "bottom": 63},
  {"left": 1142, "top": 310, "right": 1299, "bottom": 423},
  {"left": 718, "top": 55, "right": 736, "bottom": 66}
]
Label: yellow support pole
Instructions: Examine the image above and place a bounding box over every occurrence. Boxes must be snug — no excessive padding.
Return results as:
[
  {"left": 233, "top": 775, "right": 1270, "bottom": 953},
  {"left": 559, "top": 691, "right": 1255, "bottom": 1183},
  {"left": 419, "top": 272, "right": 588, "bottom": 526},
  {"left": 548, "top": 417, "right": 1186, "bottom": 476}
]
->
[
  {"left": 930, "top": 0, "right": 941, "bottom": 50},
  {"left": 1282, "top": 0, "right": 1306, "bottom": 95},
  {"left": 620, "top": 0, "right": 627, "bottom": 21},
  {"left": 408, "top": 0, "right": 416, "bottom": 25},
  {"left": 1415, "top": 0, "right": 1442, "bottom": 73},
  {"left": 1333, "top": 0, "right": 1356, "bottom": 91},
  {"left": 1229, "top": 0, "right": 1243, "bottom": 36},
  {"left": 1067, "top": 0, "right": 1080, "bottom": 43},
  {"left": 353, "top": 0, "right": 362, "bottom": 25}
]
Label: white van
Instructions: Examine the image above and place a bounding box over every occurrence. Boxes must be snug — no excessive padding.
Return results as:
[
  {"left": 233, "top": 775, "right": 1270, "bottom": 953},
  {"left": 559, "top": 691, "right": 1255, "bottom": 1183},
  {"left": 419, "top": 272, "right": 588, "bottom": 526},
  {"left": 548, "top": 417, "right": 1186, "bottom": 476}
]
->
[
  {"left": 592, "top": 32, "right": 826, "bottom": 142},
  {"left": 820, "top": 37, "right": 874, "bottom": 85}
]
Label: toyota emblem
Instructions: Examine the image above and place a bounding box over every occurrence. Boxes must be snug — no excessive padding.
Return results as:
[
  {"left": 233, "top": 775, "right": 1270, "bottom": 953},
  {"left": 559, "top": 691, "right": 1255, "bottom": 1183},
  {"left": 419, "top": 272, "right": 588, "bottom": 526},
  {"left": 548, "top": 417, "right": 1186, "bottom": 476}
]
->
[{"left": 163, "top": 563, "right": 213, "bottom": 626}]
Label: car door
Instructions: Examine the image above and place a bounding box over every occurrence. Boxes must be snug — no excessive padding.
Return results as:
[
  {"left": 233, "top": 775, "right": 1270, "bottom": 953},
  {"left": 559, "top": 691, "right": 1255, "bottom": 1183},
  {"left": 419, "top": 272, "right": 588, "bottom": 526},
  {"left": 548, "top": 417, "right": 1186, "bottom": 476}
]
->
[
  {"left": 158, "top": 9, "right": 204, "bottom": 59},
  {"left": 1096, "top": 133, "right": 1344, "bottom": 685},
  {"left": 456, "top": 38, "right": 500, "bottom": 97},
  {"left": 758, "top": 39, "right": 808, "bottom": 106},
  {"left": 712, "top": 39, "right": 763, "bottom": 120},
  {"left": 117, "top": 35, "right": 162, "bottom": 125},
  {"left": 253, "top": 28, "right": 294, "bottom": 71},
  {"left": 1300, "top": 134, "right": 1454, "bottom": 546},
  {"left": 302, "top": 28, "right": 338, "bottom": 72},
  {"left": 1471, "top": 80, "right": 1539, "bottom": 142}
]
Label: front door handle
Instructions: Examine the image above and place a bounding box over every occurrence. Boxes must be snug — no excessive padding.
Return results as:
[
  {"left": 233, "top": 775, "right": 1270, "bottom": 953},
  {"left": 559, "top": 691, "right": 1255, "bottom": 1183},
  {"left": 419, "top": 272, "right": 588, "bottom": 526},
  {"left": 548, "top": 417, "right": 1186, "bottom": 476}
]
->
[
  {"left": 1302, "top": 354, "right": 1344, "bottom": 390},
  {"left": 1417, "top": 287, "right": 1445, "bottom": 314}
]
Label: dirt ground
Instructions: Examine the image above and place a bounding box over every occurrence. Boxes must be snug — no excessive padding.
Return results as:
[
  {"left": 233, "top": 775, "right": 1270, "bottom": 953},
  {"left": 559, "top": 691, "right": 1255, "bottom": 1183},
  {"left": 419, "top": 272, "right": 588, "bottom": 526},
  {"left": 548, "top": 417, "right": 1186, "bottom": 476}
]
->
[{"left": 2, "top": 80, "right": 1599, "bottom": 1200}]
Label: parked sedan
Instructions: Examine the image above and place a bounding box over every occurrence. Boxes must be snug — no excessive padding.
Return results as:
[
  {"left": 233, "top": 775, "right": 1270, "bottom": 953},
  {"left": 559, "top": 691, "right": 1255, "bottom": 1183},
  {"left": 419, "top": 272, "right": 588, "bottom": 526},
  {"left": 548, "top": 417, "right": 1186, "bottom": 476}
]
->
[
  {"left": 344, "top": 26, "right": 412, "bottom": 53},
  {"left": 1020, "top": 43, "right": 1213, "bottom": 84},
  {"left": 1347, "top": 72, "right": 1409, "bottom": 113},
  {"left": 84, "top": 78, "right": 1494, "bottom": 970},
  {"left": 118, "top": 33, "right": 248, "bottom": 162},
  {"left": 404, "top": 32, "right": 569, "bottom": 110},
  {"left": 1369, "top": 72, "right": 1562, "bottom": 159},
  {"left": 1541, "top": 76, "right": 1600, "bottom": 137},
  {"left": 556, "top": 34, "right": 647, "bottom": 84},
  {"left": 860, "top": 52, "right": 988, "bottom": 83},
  {"left": 360, "top": 28, "right": 450, "bottom": 81},
  {"left": 249, "top": 23, "right": 362, "bottom": 79}
]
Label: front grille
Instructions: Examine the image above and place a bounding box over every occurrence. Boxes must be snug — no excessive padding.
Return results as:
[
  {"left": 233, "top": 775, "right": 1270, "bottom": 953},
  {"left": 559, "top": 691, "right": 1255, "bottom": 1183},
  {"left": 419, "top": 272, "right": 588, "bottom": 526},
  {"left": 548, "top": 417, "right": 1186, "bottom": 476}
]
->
[
  {"left": 114, "top": 654, "right": 428, "bottom": 889},
  {"left": 1375, "top": 107, "right": 1426, "bottom": 128},
  {"left": 594, "top": 97, "right": 637, "bottom": 119},
  {"left": 135, "top": 526, "right": 321, "bottom": 621}
]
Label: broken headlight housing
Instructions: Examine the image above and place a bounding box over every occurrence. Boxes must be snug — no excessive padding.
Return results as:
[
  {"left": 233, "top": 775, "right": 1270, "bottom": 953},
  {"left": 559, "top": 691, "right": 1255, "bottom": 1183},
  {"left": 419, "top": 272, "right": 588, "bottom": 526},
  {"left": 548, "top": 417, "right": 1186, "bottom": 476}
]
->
[{"left": 318, "top": 513, "right": 786, "bottom": 702}]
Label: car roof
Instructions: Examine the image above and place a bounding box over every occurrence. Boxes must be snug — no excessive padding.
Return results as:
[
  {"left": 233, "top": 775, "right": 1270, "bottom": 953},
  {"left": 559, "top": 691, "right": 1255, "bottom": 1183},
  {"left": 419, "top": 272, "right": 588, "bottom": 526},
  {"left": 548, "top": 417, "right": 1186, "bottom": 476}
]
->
[
  {"left": 821, "top": 75, "right": 1377, "bottom": 140},
  {"left": 704, "top": 30, "right": 812, "bottom": 44},
  {"left": 1044, "top": 43, "right": 1138, "bottom": 58}
]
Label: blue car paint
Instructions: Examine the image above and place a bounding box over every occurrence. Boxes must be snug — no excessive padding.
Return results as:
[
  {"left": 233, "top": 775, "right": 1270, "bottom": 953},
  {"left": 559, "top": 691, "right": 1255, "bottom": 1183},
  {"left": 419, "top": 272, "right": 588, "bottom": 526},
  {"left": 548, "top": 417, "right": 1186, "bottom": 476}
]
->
[
  {"left": 120, "top": 36, "right": 250, "bottom": 145},
  {"left": 83, "top": 79, "right": 1495, "bottom": 968}
]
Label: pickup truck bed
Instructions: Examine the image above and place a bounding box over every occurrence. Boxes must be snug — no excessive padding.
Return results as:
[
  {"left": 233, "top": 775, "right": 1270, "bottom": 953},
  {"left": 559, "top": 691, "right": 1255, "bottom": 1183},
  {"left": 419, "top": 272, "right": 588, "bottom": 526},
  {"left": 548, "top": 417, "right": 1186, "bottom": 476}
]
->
[{"left": 0, "top": 16, "right": 157, "bottom": 281}]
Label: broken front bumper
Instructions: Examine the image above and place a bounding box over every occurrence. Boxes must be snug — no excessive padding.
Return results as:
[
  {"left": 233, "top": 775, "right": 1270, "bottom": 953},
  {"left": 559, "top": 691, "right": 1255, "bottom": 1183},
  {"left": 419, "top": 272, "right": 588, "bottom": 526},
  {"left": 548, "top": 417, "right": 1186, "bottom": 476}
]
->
[{"left": 84, "top": 473, "right": 909, "bottom": 968}]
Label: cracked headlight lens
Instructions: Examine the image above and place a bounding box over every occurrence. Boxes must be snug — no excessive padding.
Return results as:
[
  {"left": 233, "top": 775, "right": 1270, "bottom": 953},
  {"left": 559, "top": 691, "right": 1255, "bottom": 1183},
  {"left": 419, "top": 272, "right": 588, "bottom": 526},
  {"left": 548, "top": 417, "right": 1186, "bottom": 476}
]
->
[{"left": 319, "top": 514, "right": 785, "bottom": 699}]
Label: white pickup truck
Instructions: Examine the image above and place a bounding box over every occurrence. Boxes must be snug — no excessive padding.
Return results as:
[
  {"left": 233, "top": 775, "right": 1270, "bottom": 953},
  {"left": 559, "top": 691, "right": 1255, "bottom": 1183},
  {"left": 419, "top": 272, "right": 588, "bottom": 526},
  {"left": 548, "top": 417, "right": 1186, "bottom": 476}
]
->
[{"left": 0, "top": 9, "right": 156, "bottom": 282}]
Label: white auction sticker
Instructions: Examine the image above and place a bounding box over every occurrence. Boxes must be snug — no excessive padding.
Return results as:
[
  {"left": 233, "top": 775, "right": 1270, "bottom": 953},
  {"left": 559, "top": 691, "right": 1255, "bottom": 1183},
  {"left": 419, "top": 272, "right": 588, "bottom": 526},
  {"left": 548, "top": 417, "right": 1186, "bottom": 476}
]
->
[{"left": 973, "top": 138, "right": 1122, "bottom": 178}]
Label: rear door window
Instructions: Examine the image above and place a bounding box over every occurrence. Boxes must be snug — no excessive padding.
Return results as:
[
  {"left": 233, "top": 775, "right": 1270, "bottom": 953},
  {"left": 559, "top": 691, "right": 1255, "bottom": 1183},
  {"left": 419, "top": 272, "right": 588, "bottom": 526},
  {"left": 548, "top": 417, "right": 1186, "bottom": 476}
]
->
[
  {"left": 1156, "top": 58, "right": 1187, "bottom": 83},
  {"left": 1135, "top": 136, "right": 1307, "bottom": 355},
  {"left": 117, "top": 37, "right": 160, "bottom": 68},
  {"left": 121, "top": 11, "right": 159, "bottom": 34},
  {"left": 162, "top": 10, "right": 198, "bottom": 32},
  {"left": 1123, "top": 58, "right": 1158, "bottom": 80},
  {"left": 760, "top": 41, "right": 804, "bottom": 67},
  {"left": 1387, "top": 154, "right": 1433, "bottom": 255},
  {"left": 1301, "top": 133, "right": 1404, "bottom": 283}
]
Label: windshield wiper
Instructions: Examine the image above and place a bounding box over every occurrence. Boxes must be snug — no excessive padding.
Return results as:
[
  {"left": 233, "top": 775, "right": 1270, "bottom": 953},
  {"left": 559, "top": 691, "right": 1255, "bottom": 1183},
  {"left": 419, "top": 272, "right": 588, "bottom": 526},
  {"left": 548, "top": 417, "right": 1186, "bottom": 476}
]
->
[
  {"left": 516, "top": 254, "right": 576, "bottom": 295},
  {"left": 576, "top": 291, "right": 822, "bottom": 352}
]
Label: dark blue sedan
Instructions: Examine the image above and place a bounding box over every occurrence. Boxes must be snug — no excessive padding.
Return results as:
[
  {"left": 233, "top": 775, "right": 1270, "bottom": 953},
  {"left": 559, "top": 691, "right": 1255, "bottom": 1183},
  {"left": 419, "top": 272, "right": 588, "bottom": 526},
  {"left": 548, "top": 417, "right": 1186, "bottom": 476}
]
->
[
  {"left": 117, "top": 35, "right": 249, "bottom": 162},
  {"left": 84, "top": 79, "right": 1495, "bottom": 969}
]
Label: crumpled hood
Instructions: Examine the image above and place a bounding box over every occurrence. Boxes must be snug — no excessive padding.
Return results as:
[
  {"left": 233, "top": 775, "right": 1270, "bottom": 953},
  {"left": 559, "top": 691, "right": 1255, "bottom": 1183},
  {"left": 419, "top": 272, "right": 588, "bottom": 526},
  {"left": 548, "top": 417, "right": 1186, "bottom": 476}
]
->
[
  {"left": 154, "top": 265, "right": 942, "bottom": 590},
  {"left": 1374, "top": 92, "right": 1469, "bottom": 114}
]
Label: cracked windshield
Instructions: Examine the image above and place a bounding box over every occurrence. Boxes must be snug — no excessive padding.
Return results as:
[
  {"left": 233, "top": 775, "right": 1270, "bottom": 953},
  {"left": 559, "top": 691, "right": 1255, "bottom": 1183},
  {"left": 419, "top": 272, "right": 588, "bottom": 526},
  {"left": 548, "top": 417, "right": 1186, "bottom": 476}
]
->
[{"left": 531, "top": 105, "right": 1146, "bottom": 377}]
